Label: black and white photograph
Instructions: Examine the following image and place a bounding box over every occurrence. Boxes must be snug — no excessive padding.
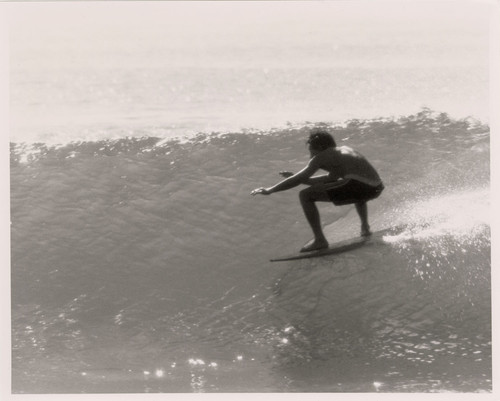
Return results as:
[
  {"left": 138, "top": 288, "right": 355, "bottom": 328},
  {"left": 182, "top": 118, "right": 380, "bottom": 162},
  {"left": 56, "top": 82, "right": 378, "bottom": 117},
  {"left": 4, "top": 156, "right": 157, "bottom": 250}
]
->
[{"left": 3, "top": 0, "right": 498, "bottom": 397}]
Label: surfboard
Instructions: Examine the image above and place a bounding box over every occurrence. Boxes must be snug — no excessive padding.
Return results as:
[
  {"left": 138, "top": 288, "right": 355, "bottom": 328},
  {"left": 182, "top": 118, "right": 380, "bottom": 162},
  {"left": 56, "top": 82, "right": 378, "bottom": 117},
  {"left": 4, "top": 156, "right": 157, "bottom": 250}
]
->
[{"left": 270, "top": 226, "right": 402, "bottom": 262}]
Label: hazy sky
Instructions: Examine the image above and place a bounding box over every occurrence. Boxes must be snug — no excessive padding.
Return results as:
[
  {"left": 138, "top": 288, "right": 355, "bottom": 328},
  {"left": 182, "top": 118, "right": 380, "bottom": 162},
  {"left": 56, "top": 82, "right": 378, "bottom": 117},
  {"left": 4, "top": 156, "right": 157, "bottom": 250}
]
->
[
  {"left": 9, "top": 1, "right": 491, "bottom": 45},
  {"left": 8, "top": 0, "right": 491, "bottom": 71},
  {"left": 4, "top": 0, "right": 497, "bottom": 141}
]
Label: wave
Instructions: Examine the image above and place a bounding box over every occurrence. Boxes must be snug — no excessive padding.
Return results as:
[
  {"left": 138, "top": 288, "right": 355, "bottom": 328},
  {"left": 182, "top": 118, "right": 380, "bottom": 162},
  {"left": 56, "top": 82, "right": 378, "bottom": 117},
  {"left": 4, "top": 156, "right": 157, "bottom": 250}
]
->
[{"left": 10, "top": 109, "right": 491, "bottom": 392}]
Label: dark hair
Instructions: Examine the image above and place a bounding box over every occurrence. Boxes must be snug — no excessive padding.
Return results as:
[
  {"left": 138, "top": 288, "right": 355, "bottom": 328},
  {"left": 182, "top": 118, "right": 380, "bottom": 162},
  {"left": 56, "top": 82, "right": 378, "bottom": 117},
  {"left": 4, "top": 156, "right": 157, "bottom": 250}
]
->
[{"left": 307, "top": 130, "right": 336, "bottom": 151}]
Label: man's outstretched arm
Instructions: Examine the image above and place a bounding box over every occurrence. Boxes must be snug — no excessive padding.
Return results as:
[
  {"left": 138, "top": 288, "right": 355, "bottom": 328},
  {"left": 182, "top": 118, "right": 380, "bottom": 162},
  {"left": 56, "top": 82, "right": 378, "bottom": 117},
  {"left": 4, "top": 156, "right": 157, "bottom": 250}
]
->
[
  {"left": 251, "top": 162, "right": 317, "bottom": 195},
  {"left": 280, "top": 171, "right": 330, "bottom": 186}
]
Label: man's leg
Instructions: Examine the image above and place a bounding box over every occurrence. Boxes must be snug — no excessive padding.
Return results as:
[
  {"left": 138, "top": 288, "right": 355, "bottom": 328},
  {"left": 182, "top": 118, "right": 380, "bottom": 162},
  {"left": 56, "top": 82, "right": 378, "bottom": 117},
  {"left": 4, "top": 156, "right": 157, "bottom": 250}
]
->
[
  {"left": 355, "top": 202, "right": 371, "bottom": 236},
  {"left": 299, "top": 186, "right": 332, "bottom": 251}
]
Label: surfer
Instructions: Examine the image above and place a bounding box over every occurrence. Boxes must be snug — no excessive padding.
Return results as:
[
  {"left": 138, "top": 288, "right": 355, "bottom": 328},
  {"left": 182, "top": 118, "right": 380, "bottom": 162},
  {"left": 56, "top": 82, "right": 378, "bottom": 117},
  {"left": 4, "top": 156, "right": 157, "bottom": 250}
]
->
[{"left": 251, "top": 130, "right": 384, "bottom": 252}]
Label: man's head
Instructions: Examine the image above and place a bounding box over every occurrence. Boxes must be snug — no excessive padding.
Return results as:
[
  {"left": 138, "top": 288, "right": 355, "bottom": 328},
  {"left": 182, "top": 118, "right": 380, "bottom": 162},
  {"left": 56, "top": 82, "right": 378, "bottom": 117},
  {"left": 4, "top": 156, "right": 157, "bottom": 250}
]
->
[{"left": 307, "top": 130, "right": 336, "bottom": 154}]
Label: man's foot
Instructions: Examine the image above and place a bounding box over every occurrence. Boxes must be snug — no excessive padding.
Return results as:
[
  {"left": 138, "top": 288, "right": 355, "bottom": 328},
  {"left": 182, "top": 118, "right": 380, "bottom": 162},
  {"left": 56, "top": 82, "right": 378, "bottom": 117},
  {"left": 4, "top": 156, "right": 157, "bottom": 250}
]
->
[
  {"left": 361, "top": 226, "right": 372, "bottom": 237},
  {"left": 300, "top": 239, "right": 329, "bottom": 253}
]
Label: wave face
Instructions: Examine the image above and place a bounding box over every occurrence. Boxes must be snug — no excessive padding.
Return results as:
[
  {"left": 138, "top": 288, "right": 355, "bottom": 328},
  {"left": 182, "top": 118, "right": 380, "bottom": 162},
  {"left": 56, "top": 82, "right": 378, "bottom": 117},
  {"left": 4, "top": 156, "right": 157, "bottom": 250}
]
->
[{"left": 11, "top": 110, "right": 491, "bottom": 393}]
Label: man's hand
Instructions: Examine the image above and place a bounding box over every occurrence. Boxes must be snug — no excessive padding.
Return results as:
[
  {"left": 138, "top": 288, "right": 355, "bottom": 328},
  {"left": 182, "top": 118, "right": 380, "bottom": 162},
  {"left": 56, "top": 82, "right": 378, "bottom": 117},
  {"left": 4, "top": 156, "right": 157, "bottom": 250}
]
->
[
  {"left": 251, "top": 187, "right": 271, "bottom": 196},
  {"left": 279, "top": 171, "right": 294, "bottom": 178}
]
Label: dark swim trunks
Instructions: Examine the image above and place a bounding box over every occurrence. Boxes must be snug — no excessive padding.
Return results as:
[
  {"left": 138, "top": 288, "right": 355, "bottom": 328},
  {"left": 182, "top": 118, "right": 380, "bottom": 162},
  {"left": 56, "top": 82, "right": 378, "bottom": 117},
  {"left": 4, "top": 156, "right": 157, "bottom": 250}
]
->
[{"left": 326, "top": 179, "right": 384, "bottom": 206}]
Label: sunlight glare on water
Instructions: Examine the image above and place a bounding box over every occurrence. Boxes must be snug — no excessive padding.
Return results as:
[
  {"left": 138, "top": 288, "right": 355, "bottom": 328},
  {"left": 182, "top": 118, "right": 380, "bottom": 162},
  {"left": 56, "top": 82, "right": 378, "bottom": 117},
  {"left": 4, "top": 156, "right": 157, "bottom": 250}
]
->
[{"left": 389, "top": 188, "right": 489, "bottom": 241}]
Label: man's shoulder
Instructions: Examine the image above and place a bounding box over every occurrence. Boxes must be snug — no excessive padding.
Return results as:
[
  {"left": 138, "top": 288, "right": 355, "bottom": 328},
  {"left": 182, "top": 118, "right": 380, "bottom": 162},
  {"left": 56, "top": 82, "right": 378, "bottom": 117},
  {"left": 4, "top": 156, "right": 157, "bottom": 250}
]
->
[
  {"left": 338, "top": 145, "right": 356, "bottom": 154},
  {"left": 320, "top": 147, "right": 339, "bottom": 156},
  {"left": 310, "top": 147, "right": 334, "bottom": 162}
]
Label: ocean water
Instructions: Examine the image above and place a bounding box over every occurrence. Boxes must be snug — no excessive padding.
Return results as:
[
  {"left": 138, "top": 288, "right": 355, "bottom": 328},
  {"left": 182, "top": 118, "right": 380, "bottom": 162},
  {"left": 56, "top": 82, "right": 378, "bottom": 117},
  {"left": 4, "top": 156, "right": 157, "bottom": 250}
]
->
[
  {"left": 9, "top": 1, "right": 490, "bottom": 143},
  {"left": 10, "top": 111, "right": 491, "bottom": 393},
  {"left": 8, "top": 0, "right": 492, "bottom": 395}
]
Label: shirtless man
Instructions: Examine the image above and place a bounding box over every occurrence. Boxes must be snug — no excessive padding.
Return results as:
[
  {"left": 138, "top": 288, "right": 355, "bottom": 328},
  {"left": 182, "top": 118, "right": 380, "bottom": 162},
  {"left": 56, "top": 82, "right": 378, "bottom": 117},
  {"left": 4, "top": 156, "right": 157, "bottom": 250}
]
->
[{"left": 251, "top": 130, "right": 384, "bottom": 252}]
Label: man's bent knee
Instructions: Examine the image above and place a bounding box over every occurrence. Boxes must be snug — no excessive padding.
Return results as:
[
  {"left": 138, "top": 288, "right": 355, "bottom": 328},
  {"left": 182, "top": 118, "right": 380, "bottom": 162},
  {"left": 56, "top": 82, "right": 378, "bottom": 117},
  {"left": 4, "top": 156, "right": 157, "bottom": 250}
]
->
[
  {"left": 300, "top": 187, "right": 330, "bottom": 204},
  {"left": 299, "top": 188, "right": 311, "bottom": 204}
]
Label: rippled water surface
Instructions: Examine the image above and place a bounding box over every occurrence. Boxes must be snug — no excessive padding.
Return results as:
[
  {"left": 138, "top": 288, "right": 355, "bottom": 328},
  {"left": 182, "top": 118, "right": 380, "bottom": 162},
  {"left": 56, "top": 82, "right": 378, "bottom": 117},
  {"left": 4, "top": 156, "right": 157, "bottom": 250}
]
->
[{"left": 11, "top": 112, "right": 491, "bottom": 392}]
